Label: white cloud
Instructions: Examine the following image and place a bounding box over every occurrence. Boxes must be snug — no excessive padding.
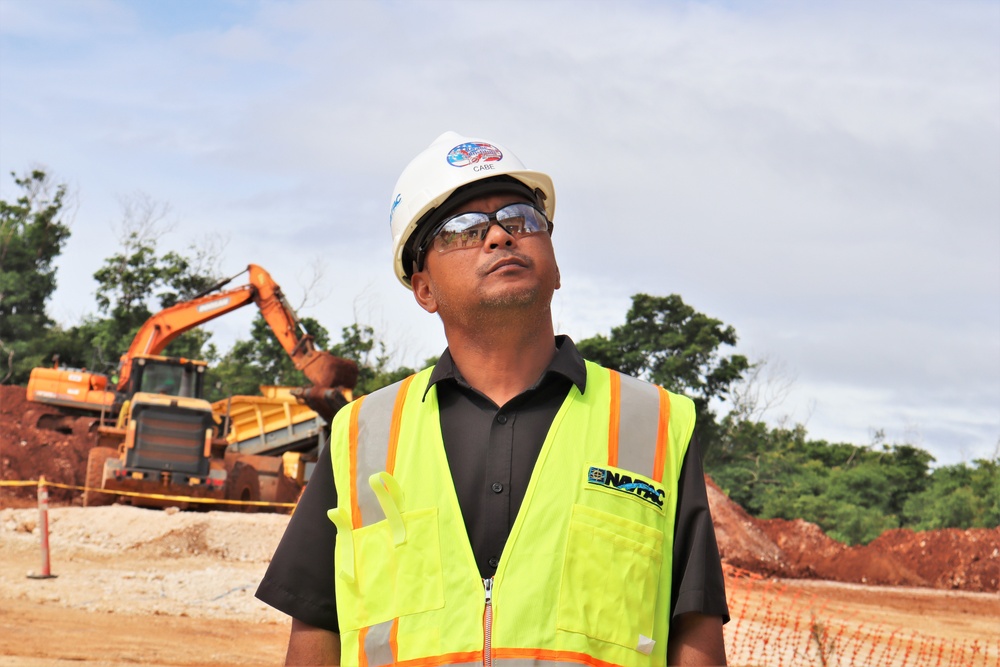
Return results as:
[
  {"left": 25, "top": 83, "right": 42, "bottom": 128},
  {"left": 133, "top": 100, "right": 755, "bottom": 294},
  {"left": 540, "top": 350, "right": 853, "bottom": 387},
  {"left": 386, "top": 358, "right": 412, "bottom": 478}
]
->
[{"left": 1, "top": 0, "right": 997, "bottom": 465}]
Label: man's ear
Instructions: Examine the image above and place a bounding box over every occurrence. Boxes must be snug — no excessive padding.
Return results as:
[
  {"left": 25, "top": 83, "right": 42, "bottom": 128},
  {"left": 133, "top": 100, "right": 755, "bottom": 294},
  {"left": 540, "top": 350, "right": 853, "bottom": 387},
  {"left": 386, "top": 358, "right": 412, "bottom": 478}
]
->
[{"left": 410, "top": 271, "right": 439, "bottom": 314}]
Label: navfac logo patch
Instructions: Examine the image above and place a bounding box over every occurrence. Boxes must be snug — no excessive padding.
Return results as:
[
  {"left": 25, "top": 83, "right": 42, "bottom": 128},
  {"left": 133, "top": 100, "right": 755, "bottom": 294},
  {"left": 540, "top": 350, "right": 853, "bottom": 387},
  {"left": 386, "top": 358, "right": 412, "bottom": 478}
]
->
[
  {"left": 587, "top": 466, "right": 665, "bottom": 510},
  {"left": 447, "top": 142, "right": 503, "bottom": 168}
]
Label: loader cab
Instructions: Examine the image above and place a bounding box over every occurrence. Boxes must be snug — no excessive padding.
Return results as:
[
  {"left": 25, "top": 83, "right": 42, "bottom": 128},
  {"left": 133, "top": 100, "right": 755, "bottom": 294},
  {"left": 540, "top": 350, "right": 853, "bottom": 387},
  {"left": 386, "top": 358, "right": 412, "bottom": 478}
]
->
[
  {"left": 124, "top": 355, "right": 207, "bottom": 400},
  {"left": 103, "top": 356, "right": 224, "bottom": 494}
]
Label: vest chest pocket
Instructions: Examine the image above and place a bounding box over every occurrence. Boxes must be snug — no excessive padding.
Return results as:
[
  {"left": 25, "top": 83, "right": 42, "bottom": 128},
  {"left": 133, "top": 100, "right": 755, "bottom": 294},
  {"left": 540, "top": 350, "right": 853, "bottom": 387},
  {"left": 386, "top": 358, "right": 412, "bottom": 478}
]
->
[
  {"left": 335, "top": 507, "right": 445, "bottom": 632},
  {"left": 556, "top": 504, "right": 663, "bottom": 651}
]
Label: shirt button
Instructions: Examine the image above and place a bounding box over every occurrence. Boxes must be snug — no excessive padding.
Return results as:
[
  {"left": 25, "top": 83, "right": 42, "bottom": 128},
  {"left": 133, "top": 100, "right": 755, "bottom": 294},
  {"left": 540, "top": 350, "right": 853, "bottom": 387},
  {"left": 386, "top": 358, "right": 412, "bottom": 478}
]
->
[
  {"left": 496, "top": 414, "right": 508, "bottom": 424},
  {"left": 489, "top": 557, "right": 499, "bottom": 568},
  {"left": 492, "top": 482, "right": 503, "bottom": 493}
]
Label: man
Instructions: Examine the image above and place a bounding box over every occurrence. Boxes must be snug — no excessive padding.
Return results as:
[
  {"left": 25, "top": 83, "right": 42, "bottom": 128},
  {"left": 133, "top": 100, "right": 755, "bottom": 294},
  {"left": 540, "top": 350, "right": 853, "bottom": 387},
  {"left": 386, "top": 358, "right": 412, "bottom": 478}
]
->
[{"left": 257, "top": 132, "right": 729, "bottom": 666}]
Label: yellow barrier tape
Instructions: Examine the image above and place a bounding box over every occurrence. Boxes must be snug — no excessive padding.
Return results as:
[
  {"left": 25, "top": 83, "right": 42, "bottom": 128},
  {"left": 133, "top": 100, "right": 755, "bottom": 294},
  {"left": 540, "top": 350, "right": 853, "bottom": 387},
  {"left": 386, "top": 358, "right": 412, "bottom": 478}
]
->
[{"left": 0, "top": 479, "right": 295, "bottom": 508}]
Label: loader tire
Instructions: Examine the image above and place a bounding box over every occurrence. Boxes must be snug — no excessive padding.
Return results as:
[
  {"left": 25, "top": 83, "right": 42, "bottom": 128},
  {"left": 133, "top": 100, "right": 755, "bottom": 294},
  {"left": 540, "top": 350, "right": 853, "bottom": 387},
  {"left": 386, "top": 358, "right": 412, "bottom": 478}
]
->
[
  {"left": 83, "top": 447, "right": 117, "bottom": 507},
  {"left": 228, "top": 465, "right": 260, "bottom": 513}
]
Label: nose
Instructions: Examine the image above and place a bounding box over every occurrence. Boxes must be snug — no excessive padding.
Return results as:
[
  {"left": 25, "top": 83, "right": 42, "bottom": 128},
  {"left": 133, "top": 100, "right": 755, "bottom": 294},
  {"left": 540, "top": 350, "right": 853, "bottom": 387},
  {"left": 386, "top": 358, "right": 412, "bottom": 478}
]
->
[{"left": 484, "top": 220, "right": 515, "bottom": 250}]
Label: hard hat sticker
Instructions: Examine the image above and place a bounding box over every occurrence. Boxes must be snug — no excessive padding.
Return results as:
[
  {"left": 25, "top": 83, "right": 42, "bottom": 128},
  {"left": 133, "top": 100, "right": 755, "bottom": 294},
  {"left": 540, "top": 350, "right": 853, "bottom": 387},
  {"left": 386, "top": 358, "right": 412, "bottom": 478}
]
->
[
  {"left": 390, "top": 193, "right": 402, "bottom": 225},
  {"left": 447, "top": 142, "right": 503, "bottom": 167}
]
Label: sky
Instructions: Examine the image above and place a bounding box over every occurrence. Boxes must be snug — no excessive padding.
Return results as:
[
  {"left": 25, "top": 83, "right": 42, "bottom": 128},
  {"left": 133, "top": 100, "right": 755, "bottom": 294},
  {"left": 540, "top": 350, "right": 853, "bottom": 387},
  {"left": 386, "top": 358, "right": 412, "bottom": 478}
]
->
[{"left": 1, "top": 0, "right": 997, "bottom": 467}]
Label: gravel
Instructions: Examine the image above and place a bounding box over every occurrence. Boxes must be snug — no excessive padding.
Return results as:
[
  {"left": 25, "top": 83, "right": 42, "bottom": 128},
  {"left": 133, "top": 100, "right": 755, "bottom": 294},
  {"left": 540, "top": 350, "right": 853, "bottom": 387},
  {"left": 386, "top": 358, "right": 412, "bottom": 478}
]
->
[{"left": 0, "top": 505, "right": 293, "bottom": 623}]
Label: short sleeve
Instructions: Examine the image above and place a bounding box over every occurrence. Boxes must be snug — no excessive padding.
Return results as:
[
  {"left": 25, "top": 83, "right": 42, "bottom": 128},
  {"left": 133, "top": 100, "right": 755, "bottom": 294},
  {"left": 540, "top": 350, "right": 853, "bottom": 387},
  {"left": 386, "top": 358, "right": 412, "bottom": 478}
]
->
[
  {"left": 255, "top": 440, "right": 341, "bottom": 632},
  {"left": 670, "top": 434, "right": 730, "bottom": 623}
]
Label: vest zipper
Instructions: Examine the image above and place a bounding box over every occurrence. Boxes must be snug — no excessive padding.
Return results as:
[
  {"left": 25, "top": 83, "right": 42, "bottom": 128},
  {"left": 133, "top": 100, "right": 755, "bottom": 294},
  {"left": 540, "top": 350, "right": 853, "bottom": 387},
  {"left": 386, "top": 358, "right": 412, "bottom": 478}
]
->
[{"left": 483, "top": 577, "right": 494, "bottom": 667}]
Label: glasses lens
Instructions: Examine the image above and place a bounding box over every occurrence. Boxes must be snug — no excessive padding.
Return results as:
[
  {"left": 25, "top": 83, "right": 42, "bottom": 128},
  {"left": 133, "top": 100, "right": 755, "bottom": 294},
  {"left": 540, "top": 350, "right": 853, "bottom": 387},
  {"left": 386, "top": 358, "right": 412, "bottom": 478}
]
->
[
  {"left": 496, "top": 203, "right": 548, "bottom": 235},
  {"left": 431, "top": 204, "right": 549, "bottom": 254},
  {"left": 434, "top": 214, "right": 491, "bottom": 252}
]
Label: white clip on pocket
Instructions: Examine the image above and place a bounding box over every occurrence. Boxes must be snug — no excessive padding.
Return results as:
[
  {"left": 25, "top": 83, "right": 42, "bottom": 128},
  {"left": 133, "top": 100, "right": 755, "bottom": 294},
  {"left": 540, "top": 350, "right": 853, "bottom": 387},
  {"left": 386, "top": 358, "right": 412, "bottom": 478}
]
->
[
  {"left": 326, "top": 506, "right": 356, "bottom": 582},
  {"left": 369, "top": 471, "right": 407, "bottom": 546}
]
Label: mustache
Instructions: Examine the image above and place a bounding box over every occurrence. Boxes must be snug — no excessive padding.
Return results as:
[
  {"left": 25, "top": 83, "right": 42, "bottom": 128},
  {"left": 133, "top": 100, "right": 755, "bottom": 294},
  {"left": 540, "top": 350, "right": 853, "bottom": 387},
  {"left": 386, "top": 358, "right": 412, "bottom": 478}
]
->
[{"left": 477, "top": 251, "right": 533, "bottom": 277}]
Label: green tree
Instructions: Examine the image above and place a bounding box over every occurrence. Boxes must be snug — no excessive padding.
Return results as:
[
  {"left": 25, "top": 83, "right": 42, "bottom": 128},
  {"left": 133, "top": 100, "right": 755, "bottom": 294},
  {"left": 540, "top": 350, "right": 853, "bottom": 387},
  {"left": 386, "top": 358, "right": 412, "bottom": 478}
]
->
[
  {"left": 577, "top": 293, "right": 749, "bottom": 450},
  {"left": 826, "top": 503, "right": 899, "bottom": 546},
  {"left": 82, "top": 195, "right": 223, "bottom": 368},
  {"left": 207, "top": 319, "right": 430, "bottom": 402},
  {"left": 0, "top": 170, "right": 71, "bottom": 383},
  {"left": 712, "top": 418, "right": 942, "bottom": 544},
  {"left": 903, "top": 458, "right": 1000, "bottom": 530},
  {"left": 970, "top": 457, "right": 1000, "bottom": 527},
  {"left": 206, "top": 314, "right": 333, "bottom": 401},
  {"left": 328, "top": 322, "right": 428, "bottom": 396},
  {"left": 880, "top": 444, "right": 935, "bottom": 519}
]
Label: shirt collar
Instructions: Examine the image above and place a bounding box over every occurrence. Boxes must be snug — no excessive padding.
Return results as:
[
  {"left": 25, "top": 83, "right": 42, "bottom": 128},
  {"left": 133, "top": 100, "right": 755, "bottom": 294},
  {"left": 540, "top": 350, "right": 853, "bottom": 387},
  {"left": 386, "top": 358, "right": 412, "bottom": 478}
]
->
[{"left": 424, "top": 335, "right": 588, "bottom": 400}]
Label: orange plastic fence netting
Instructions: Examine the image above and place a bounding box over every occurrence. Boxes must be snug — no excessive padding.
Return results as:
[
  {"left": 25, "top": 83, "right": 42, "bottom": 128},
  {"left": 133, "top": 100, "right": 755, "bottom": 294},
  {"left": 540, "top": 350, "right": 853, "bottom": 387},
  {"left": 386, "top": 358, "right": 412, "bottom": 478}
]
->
[{"left": 723, "top": 574, "right": 998, "bottom": 667}]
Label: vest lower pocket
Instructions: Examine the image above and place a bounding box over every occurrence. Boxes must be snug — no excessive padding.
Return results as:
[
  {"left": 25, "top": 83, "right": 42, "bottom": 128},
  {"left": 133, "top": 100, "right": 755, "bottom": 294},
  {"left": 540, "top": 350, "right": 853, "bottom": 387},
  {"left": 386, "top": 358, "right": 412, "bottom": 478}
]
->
[
  {"left": 556, "top": 504, "right": 663, "bottom": 651},
  {"left": 336, "top": 507, "right": 445, "bottom": 631}
]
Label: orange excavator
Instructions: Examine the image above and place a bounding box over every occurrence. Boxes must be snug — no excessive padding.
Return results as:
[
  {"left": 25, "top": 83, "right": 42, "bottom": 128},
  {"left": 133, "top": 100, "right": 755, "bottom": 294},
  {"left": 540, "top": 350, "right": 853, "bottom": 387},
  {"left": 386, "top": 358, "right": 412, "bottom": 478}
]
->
[
  {"left": 28, "top": 264, "right": 355, "bottom": 421},
  {"left": 25, "top": 264, "right": 358, "bottom": 509}
]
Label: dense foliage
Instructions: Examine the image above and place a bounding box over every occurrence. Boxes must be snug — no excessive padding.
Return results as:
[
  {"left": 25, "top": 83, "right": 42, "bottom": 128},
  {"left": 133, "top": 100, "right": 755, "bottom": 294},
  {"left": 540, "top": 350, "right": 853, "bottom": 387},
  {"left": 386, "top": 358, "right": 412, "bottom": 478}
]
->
[
  {"left": 703, "top": 419, "right": 990, "bottom": 544},
  {"left": 3, "top": 168, "right": 996, "bottom": 544},
  {"left": 577, "top": 293, "right": 750, "bottom": 450},
  {"left": 0, "top": 171, "right": 71, "bottom": 382}
]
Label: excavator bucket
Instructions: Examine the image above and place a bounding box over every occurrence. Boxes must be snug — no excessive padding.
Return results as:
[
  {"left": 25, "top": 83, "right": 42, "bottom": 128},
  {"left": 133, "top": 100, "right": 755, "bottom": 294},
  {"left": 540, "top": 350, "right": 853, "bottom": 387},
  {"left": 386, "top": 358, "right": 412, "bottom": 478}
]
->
[
  {"left": 290, "top": 385, "right": 353, "bottom": 423},
  {"left": 299, "top": 352, "right": 359, "bottom": 392}
]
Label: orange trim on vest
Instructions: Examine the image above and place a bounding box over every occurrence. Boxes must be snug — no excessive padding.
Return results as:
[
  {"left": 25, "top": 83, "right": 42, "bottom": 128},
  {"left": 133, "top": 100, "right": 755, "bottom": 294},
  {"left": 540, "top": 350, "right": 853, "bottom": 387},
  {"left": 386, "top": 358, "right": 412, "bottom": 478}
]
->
[
  {"left": 389, "top": 618, "right": 399, "bottom": 664},
  {"left": 652, "top": 386, "right": 670, "bottom": 483},
  {"left": 348, "top": 396, "right": 366, "bottom": 529},
  {"left": 386, "top": 375, "right": 415, "bottom": 475},
  {"left": 606, "top": 370, "right": 621, "bottom": 467},
  {"left": 493, "top": 647, "right": 623, "bottom": 667},
  {"left": 357, "top": 626, "right": 369, "bottom": 667},
  {"left": 392, "top": 650, "right": 483, "bottom": 667}
]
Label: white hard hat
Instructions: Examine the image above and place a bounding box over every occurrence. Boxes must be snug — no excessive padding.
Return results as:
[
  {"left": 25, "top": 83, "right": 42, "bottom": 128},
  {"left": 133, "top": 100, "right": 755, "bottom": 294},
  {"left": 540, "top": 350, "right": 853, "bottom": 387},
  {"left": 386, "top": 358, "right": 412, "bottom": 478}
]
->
[{"left": 389, "top": 131, "right": 556, "bottom": 289}]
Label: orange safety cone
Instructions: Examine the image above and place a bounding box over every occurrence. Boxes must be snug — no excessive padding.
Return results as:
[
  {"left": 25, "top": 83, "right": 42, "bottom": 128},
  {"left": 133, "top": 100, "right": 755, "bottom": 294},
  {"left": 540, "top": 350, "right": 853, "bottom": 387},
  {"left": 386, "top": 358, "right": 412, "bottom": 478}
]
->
[{"left": 27, "top": 476, "right": 58, "bottom": 580}]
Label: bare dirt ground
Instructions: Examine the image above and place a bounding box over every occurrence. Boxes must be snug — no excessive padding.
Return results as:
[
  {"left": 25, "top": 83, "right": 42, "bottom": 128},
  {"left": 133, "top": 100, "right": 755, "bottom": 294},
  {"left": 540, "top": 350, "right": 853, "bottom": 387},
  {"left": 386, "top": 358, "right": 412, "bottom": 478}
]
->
[
  {"left": 2, "top": 385, "right": 999, "bottom": 666},
  {"left": 0, "top": 506, "right": 290, "bottom": 666},
  {"left": 3, "top": 505, "right": 998, "bottom": 667}
]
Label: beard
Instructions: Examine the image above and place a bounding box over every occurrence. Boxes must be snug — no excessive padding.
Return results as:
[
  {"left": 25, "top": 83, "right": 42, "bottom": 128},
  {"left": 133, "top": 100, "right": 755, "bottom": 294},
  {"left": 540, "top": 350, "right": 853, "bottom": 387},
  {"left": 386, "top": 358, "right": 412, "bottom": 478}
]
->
[
  {"left": 435, "top": 280, "right": 552, "bottom": 331},
  {"left": 426, "top": 247, "right": 560, "bottom": 331}
]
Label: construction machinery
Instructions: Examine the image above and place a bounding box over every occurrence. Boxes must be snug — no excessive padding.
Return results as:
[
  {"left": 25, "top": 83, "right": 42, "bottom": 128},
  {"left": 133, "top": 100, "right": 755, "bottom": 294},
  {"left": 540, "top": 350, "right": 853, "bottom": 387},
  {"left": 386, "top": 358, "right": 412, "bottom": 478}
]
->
[
  {"left": 25, "top": 264, "right": 357, "bottom": 510},
  {"left": 213, "top": 386, "right": 333, "bottom": 507}
]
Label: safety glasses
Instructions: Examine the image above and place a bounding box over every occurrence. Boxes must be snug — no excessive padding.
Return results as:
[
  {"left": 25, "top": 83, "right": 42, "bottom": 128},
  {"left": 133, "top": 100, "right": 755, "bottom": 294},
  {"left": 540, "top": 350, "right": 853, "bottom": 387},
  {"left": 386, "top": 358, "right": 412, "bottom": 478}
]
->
[{"left": 418, "top": 203, "right": 552, "bottom": 267}]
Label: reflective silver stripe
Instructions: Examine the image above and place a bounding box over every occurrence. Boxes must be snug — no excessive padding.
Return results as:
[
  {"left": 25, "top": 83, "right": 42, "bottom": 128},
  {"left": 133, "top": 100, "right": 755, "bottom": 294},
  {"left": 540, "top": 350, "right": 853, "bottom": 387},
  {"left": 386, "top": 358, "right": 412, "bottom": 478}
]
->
[
  {"left": 354, "top": 380, "right": 405, "bottom": 525},
  {"left": 378, "top": 657, "right": 599, "bottom": 667},
  {"left": 493, "top": 659, "right": 604, "bottom": 667},
  {"left": 616, "top": 372, "right": 662, "bottom": 477},
  {"left": 363, "top": 619, "right": 395, "bottom": 667}
]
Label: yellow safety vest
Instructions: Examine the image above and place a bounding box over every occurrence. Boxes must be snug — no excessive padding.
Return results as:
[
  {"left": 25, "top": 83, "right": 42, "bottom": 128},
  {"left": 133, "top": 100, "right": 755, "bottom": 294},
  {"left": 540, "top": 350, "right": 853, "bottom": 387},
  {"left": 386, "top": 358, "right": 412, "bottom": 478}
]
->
[{"left": 327, "top": 361, "right": 695, "bottom": 667}]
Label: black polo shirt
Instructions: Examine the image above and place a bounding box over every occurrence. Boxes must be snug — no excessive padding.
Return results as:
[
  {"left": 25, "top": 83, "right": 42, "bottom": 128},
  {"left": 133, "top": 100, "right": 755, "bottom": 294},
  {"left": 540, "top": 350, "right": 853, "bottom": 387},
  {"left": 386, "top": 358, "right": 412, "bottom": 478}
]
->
[{"left": 256, "top": 336, "right": 729, "bottom": 632}]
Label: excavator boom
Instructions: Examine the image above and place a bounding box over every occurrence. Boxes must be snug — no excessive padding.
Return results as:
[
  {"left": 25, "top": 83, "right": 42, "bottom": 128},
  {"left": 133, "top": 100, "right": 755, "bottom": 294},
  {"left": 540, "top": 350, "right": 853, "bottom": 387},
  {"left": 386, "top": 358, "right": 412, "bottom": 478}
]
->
[
  {"left": 116, "top": 264, "right": 357, "bottom": 397},
  {"left": 249, "top": 266, "right": 358, "bottom": 392}
]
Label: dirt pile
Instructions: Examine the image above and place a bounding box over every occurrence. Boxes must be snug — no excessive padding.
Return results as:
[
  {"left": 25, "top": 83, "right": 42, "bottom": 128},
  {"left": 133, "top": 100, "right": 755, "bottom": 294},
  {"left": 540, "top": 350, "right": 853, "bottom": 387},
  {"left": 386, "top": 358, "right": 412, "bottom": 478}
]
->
[
  {"left": 3, "top": 385, "right": 999, "bottom": 593},
  {"left": 1, "top": 384, "right": 97, "bottom": 504},
  {"left": 704, "top": 470, "right": 999, "bottom": 593},
  {"left": 704, "top": 476, "right": 785, "bottom": 574}
]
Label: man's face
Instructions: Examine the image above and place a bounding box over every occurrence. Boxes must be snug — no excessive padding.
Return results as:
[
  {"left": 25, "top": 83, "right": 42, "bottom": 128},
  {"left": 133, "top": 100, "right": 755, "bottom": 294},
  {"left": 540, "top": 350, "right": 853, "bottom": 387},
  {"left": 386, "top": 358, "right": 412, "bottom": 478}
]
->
[{"left": 410, "top": 193, "right": 561, "bottom": 324}]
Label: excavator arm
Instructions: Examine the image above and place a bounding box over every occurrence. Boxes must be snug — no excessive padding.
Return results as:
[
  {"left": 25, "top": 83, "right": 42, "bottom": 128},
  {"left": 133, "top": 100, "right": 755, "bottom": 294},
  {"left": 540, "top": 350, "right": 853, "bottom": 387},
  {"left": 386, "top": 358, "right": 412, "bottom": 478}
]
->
[
  {"left": 116, "top": 265, "right": 358, "bottom": 409},
  {"left": 117, "top": 281, "right": 256, "bottom": 391},
  {"left": 247, "top": 265, "right": 358, "bottom": 393}
]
